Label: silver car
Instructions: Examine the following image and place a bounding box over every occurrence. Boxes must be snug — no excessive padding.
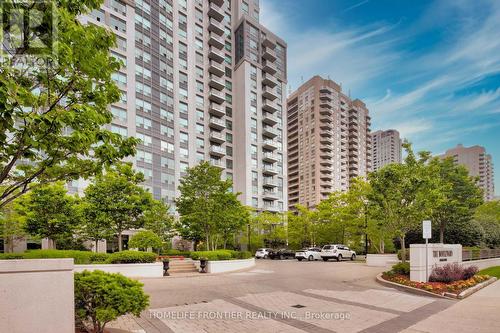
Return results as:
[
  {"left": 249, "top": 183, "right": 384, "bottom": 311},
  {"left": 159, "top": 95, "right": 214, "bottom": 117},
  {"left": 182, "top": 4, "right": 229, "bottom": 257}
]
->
[
  {"left": 255, "top": 248, "right": 271, "bottom": 259},
  {"left": 320, "top": 244, "right": 356, "bottom": 261},
  {"left": 295, "top": 247, "right": 322, "bottom": 261}
]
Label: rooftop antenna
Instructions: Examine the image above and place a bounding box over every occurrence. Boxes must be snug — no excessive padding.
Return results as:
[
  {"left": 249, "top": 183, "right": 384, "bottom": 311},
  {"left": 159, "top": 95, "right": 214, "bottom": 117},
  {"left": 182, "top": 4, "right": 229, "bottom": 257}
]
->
[{"left": 301, "top": 76, "right": 304, "bottom": 83}]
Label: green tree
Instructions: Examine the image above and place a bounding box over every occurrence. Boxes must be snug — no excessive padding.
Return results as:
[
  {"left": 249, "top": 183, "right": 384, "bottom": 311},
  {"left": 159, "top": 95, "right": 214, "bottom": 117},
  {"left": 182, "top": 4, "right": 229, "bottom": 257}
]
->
[
  {"left": 143, "top": 200, "right": 174, "bottom": 243},
  {"left": 176, "top": 162, "right": 246, "bottom": 251},
  {"left": 74, "top": 270, "right": 149, "bottom": 333},
  {"left": 249, "top": 211, "right": 286, "bottom": 250},
  {"left": 0, "top": 202, "right": 26, "bottom": 252},
  {"left": 214, "top": 195, "right": 250, "bottom": 249},
  {"left": 287, "top": 205, "right": 317, "bottom": 249},
  {"left": 368, "top": 143, "right": 436, "bottom": 263},
  {"left": 17, "top": 182, "right": 79, "bottom": 249},
  {"left": 428, "top": 157, "right": 483, "bottom": 243},
  {"left": 0, "top": 0, "right": 138, "bottom": 208},
  {"left": 81, "top": 163, "right": 153, "bottom": 251},
  {"left": 128, "top": 230, "right": 163, "bottom": 253},
  {"left": 474, "top": 201, "right": 500, "bottom": 247}
]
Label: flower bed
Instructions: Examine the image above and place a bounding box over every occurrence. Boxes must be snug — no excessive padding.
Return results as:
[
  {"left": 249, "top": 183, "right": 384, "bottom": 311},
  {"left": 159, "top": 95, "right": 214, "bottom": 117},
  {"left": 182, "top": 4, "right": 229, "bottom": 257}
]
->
[{"left": 381, "top": 272, "right": 491, "bottom": 297}]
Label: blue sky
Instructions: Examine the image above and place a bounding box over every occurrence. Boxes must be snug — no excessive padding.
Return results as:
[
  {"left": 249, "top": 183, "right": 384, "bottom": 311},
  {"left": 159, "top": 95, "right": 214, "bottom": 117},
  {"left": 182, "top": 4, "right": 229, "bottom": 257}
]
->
[{"left": 260, "top": 0, "right": 500, "bottom": 195}]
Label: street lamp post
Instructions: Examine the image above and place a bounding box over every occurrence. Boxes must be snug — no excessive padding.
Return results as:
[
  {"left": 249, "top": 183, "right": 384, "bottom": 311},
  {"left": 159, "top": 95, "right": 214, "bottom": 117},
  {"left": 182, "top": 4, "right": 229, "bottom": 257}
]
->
[{"left": 364, "top": 201, "right": 368, "bottom": 256}]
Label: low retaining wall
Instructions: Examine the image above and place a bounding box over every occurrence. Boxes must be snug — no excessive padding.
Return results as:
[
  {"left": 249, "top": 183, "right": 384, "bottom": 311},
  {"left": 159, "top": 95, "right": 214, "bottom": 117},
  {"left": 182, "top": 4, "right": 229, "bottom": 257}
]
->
[
  {"left": 194, "top": 258, "right": 255, "bottom": 273},
  {"left": 461, "top": 257, "right": 500, "bottom": 270},
  {"left": 74, "top": 262, "right": 163, "bottom": 278},
  {"left": 0, "top": 259, "right": 75, "bottom": 333},
  {"left": 366, "top": 254, "right": 399, "bottom": 267}
]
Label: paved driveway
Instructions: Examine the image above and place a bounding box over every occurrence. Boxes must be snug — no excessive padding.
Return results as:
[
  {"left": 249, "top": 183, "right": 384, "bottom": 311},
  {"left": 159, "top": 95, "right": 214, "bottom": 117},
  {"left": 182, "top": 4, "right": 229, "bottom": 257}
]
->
[{"left": 109, "top": 259, "right": 458, "bottom": 333}]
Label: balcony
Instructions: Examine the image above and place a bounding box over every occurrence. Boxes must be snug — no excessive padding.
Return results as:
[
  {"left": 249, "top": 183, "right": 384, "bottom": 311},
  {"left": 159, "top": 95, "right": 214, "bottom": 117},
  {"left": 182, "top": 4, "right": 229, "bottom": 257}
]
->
[
  {"left": 262, "top": 125, "right": 279, "bottom": 138},
  {"left": 208, "top": 61, "right": 225, "bottom": 77},
  {"left": 209, "top": 117, "right": 225, "bottom": 130},
  {"left": 209, "top": 75, "right": 225, "bottom": 90},
  {"left": 320, "top": 100, "right": 332, "bottom": 108},
  {"left": 208, "top": 18, "right": 224, "bottom": 36},
  {"left": 262, "top": 73, "right": 278, "bottom": 87},
  {"left": 263, "top": 165, "right": 278, "bottom": 176},
  {"left": 209, "top": 89, "right": 225, "bottom": 104},
  {"left": 208, "top": 46, "right": 225, "bottom": 63},
  {"left": 263, "top": 202, "right": 279, "bottom": 212},
  {"left": 262, "top": 86, "right": 278, "bottom": 100},
  {"left": 263, "top": 152, "right": 278, "bottom": 163},
  {"left": 208, "top": 33, "right": 225, "bottom": 49},
  {"left": 262, "top": 60, "right": 277, "bottom": 74},
  {"left": 320, "top": 107, "right": 332, "bottom": 116},
  {"left": 262, "top": 35, "right": 276, "bottom": 49},
  {"left": 263, "top": 139, "right": 279, "bottom": 151},
  {"left": 210, "top": 145, "right": 226, "bottom": 157},
  {"left": 320, "top": 159, "right": 333, "bottom": 166},
  {"left": 262, "top": 112, "right": 278, "bottom": 126},
  {"left": 209, "top": 103, "right": 225, "bottom": 117},
  {"left": 210, "top": 158, "right": 224, "bottom": 169},
  {"left": 263, "top": 177, "right": 278, "bottom": 188},
  {"left": 209, "top": 131, "right": 225, "bottom": 144},
  {"left": 320, "top": 144, "right": 333, "bottom": 152},
  {"left": 263, "top": 190, "right": 279, "bottom": 200},
  {"left": 262, "top": 47, "right": 277, "bottom": 62},
  {"left": 208, "top": 3, "right": 224, "bottom": 21},
  {"left": 319, "top": 92, "right": 332, "bottom": 101},
  {"left": 262, "top": 99, "right": 279, "bottom": 113}
]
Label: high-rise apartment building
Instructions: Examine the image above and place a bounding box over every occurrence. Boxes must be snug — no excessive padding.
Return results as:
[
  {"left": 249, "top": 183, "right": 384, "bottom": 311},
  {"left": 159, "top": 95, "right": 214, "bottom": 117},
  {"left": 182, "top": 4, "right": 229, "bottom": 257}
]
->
[
  {"left": 440, "top": 144, "right": 495, "bottom": 201},
  {"left": 287, "top": 76, "right": 371, "bottom": 210},
  {"left": 370, "top": 129, "right": 402, "bottom": 171},
  {"left": 78, "top": 0, "right": 288, "bottom": 213}
]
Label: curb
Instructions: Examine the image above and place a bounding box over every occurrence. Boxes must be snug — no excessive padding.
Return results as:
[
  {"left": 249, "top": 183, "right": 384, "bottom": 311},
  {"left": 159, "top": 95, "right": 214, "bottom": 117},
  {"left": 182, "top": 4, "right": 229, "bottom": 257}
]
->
[
  {"left": 376, "top": 273, "right": 456, "bottom": 300},
  {"left": 457, "top": 277, "right": 497, "bottom": 299},
  {"left": 376, "top": 273, "right": 498, "bottom": 300}
]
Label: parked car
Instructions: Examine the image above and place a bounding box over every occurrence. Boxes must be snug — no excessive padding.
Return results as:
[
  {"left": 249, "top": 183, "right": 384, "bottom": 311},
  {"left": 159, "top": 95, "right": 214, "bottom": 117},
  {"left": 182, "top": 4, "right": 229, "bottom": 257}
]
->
[
  {"left": 295, "top": 247, "right": 322, "bottom": 261},
  {"left": 320, "top": 244, "right": 356, "bottom": 261},
  {"left": 268, "top": 248, "right": 295, "bottom": 260},
  {"left": 255, "top": 248, "right": 271, "bottom": 259}
]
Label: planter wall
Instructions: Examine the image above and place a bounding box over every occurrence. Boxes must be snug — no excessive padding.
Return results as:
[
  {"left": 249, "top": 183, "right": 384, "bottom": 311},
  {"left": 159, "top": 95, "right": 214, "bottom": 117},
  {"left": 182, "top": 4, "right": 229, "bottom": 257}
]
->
[
  {"left": 366, "top": 254, "right": 399, "bottom": 267},
  {"left": 0, "top": 259, "right": 75, "bottom": 333},
  {"left": 193, "top": 258, "right": 255, "bottom": 273},
  {"left": 74, "top": 262, "right": 163, "bottom": 278}
]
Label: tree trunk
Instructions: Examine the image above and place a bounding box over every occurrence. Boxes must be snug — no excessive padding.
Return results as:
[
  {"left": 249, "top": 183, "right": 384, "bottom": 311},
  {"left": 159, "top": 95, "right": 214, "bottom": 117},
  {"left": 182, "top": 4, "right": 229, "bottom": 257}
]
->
[
  {"left": 400, "top": 236, "right": 406, "bottom": 264},
  {"left": 440, "top": 223, "right": 445, "bottom": 243},
  {"left": 118, "top": 232, "right": 123, "bottom": 252},
  {"left": 206, "top": 233, "right": 210, "bottom": 251},
  {"left": 95, "top": 239, "right": 99, "bottom": 253}
]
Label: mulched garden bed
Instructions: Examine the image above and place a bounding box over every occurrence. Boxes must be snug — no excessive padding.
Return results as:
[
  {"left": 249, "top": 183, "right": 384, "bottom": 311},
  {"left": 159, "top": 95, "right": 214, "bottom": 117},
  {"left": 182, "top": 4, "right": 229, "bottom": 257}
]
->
[{"left": 381, "top": 273, "right": 491, "bottom": 297}]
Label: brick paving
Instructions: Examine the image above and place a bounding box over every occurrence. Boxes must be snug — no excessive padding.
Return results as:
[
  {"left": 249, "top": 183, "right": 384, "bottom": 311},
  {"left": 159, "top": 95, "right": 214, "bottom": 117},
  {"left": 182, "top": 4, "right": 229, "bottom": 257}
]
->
[{"left": 106, "top": 260, "right": 500, "bottom": 333}]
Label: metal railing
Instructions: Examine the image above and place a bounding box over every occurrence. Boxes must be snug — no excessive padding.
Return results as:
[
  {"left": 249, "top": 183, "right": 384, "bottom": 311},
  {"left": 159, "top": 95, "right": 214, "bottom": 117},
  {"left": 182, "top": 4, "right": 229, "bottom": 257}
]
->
[{"left": 462, "top": 248, "right": 500, "bottom": 261}]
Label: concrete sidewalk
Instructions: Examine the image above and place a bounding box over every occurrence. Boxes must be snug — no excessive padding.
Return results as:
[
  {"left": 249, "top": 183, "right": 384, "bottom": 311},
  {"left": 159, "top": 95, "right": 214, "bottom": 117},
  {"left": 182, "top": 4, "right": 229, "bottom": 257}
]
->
[{"left": 402, "top": 280, "right": 500, "bottom": 333}]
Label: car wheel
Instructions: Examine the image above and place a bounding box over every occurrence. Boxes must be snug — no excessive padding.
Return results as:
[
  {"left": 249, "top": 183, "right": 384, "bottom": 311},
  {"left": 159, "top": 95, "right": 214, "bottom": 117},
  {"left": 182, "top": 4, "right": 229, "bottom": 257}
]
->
[
  {"left": 264, "top": 254, "right": 268, "bottom": 259},
  {"left": 279, "top": 254, "right": 284, "bottom": 260},
  {"left": 337, "top": 254, "right": 342, "bottom": 262},
  {"left": 322, "top": 258, "right": 328, "bottom": 261},
  {"left": 351, "top": 254, "right": 356, "bottom": 261},
  {"left": 297, "top": 258, "right": 302, "bottom": 261},
  {"left": 308, "top": 255, "right": 314, "bottom": 261}
]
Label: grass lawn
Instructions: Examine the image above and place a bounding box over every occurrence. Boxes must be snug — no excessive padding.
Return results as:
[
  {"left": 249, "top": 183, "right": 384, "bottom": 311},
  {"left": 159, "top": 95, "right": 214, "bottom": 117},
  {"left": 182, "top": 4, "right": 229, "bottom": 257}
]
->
[{"left": 479, "top": 266, "right": 500, "bottom": 278}]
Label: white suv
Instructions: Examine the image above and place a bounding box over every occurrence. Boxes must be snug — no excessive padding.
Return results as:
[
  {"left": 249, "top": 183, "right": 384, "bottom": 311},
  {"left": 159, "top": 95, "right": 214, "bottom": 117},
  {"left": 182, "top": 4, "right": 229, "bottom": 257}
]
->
[
  {"left": 295, "top": 247, "right": 322, "bottom": 261},
  {"left": 320, "top": 244, "right": 356, "bottom": 261},
  {"left": 255, "top": 248, "right": 271, "bottom": 259}
]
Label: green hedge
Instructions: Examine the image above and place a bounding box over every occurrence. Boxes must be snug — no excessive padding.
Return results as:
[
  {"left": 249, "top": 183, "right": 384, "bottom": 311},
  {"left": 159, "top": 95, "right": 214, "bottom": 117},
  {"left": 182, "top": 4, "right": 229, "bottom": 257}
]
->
[
  {"left": 0, "top": 250, "right": 156, "bottom": 264},
  {"left": 189, "top": 250, "right": 253, "bottom": 261},
  {"left": 391, "top": 262, "right": 410, "bottom": 275},
  {"left": 163, "top": 249, "right": 191, "bottom": 257},
  {"left": 105, "top": 250, "right": 157, "bottom": 264}
]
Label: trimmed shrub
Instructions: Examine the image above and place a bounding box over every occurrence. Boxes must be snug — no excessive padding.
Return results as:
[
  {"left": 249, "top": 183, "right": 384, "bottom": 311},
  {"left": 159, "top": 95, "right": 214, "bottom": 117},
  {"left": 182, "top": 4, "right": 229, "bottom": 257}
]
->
[
  {"left": 0, "top": 253, "right": 24, "bottom": 259},
  {"left": 391, "top": 262, "right": 410, "bottom": 276},
  {"left": 128, "top": 230, "right": 163, "bottom": 250},
  {"left": 89, "top": 253, "right": 109, "bottom": 263},
  {"left": 22, "top": 250, "right": 98, "bottom": 264},
  {"left": 75, "top": 270, "right": 149, "bottom": 333},
  {"left": 105, "top": 250, "right": 156, "bottom": 264},
  {"left": 429, "top": 263, "right": 479, "bottom": 283},
  {"left": 190, "top": 250, "right": 234, "bottom": 261}
]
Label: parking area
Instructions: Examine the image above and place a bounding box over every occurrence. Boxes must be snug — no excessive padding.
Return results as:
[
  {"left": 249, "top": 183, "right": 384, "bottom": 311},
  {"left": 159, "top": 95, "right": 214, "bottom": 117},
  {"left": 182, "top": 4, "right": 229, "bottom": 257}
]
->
[{"left": 107, "top": 259, "right": 483, "bottom": 333}]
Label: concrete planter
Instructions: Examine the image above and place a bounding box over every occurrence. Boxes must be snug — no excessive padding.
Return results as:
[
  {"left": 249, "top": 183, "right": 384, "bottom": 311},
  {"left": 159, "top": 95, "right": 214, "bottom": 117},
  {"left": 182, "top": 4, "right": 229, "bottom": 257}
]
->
[
  {"left": 366, "top": 254, "right": 399, "bottom": 267},
  {"left": 74, "top": 262, "right": 163, "bottom": 278},
  {"left": 193, "top": 258, "right": 255, "bottom": 274}
]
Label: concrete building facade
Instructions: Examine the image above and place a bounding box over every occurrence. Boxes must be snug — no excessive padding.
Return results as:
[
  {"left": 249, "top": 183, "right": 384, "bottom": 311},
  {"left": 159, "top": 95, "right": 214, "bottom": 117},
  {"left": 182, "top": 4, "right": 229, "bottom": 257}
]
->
[
  {"left": 370, "top": 129, "right": 402, "bottom": 171},
  {"left": 287, "top": 76, "right": 371, "bottom": 210},
  {"left": 78, "top": 0, "right": 287, "bottom": 213},
  {"left": 440, "top": 144, "right": 495, "bottom": 201}
]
